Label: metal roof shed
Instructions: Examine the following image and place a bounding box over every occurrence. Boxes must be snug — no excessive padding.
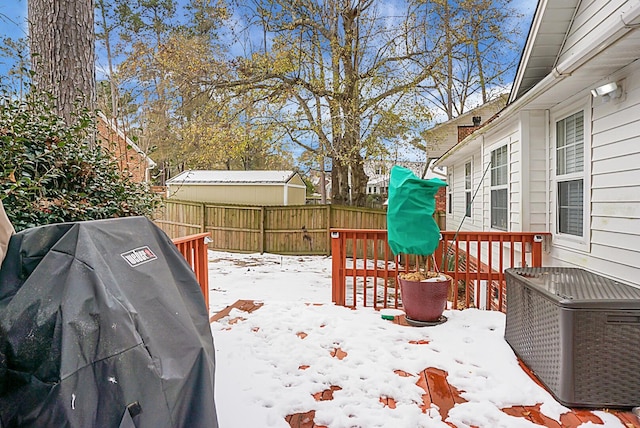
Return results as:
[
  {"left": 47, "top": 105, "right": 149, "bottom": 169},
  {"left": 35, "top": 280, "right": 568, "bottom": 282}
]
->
[{"left": 165, "top": 170, "right": 307, "bottom": 206}]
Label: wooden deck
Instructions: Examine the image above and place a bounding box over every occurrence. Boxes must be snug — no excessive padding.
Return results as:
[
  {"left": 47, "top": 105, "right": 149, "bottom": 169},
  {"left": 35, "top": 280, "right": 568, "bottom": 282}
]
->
[{"left": 212, "top": 300, "right": 640, "bottom": 428}]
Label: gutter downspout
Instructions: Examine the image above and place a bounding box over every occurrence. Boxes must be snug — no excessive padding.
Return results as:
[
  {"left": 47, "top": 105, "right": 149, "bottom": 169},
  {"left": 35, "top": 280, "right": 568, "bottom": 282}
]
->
[
  {"left": 551, "top": 0, "right": 583, "bottom": 70},
  {"left": 520, "top": 111, "right": 530, "bottom": 233},
  {"left": 545, "top": 109, "right": 550, "bottom": 234},
  {"left": 480, "top": 135, "right": 485, "bottom": 230}
]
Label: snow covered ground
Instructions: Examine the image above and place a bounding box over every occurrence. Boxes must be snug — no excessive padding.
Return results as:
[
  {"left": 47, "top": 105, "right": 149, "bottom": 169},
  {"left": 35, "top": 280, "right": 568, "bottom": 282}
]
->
[{"left": 207, "top": 251, "right": 627, "bottom": 428}]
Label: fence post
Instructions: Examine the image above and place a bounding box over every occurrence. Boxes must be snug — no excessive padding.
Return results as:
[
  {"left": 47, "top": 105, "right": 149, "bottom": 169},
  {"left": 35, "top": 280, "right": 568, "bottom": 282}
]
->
[
  {"left": 260, "top": 206, "right": 265, "bottom": 254},
  {"left": 331, "top": 230, "right": 345, "bottom": 305},
  {"left": 201, "top": 202, "right": 206, "bottom": 233}
]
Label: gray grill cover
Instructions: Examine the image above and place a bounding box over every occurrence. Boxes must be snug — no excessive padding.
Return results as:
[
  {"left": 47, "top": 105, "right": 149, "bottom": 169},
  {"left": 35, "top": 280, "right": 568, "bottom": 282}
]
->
[{"left": 0, "top": 217, "right": 218, "bottom": 427}]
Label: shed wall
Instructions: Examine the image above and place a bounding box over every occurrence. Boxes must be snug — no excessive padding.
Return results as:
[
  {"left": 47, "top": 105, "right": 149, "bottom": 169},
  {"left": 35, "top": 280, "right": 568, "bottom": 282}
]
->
[
  {"left": 285, "top": 174, "right": 307, "bottom": 205},
  {"left": 169, "top": 184, "right": 288, "bottom": 205}
]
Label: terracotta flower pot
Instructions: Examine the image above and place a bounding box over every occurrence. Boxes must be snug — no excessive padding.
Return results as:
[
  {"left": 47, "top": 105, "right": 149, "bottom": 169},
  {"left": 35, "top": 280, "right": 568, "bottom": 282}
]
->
[{"left": 398, "top": 274, "right": 451, "bottom": 322}]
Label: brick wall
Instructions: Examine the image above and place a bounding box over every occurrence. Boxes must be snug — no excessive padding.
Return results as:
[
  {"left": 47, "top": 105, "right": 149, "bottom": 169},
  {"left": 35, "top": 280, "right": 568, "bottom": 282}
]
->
[
  {"left": 97, "top": 119, "right": 149, "bottom": 183},
  {"left": 435, "top": 187, "right": 446, "bottom": 212},
  {"left": 457, "top": 125, "right": 480, "bottom": 142}
]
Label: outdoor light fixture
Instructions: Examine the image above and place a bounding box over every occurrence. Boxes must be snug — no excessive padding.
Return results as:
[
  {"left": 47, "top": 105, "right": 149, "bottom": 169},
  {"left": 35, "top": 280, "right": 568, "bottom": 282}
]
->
[{"left": 590, "top": 81, "right": 623, "bottom": 101}]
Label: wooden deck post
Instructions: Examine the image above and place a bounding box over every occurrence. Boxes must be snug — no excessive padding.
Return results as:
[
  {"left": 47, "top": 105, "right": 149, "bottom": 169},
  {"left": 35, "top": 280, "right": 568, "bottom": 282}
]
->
[
  {"left": 331, "top": 230, "right": 345, "bottom": 305},
  {"left": 532, "top": 234, "right": 543, "bottom": 267},
  {"left": 173, "top": 232, "right": 210, "bottom": 312}
]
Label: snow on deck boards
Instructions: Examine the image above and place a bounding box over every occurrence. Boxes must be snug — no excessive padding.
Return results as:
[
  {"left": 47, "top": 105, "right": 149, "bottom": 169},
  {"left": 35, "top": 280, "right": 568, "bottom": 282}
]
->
[
  {"left": 209, "top": 299, "right": 264, "bottom": 323},
  {"left": 211, "top": 300, "right": 640, "bottom": 428}
]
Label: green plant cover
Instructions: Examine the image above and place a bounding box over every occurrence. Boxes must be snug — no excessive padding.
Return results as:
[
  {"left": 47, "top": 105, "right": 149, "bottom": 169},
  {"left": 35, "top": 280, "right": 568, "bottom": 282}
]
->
[{"left": 387, "top": 166, "right": 447, "bottom": 256}]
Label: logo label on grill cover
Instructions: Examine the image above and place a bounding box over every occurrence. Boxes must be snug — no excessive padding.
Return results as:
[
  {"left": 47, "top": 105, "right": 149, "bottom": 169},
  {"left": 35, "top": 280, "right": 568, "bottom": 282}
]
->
[{"left": 121, "top": 246, "right": 157, "bottom": 267}]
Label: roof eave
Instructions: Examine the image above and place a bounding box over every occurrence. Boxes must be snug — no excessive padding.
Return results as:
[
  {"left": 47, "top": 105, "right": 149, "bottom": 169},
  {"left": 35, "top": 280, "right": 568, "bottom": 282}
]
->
[
  {"left": 437, "top": 2, "right": 640, "bottom": 167},
  {"left": 508, "top": 0, "right": 547, "bottom": 104}
]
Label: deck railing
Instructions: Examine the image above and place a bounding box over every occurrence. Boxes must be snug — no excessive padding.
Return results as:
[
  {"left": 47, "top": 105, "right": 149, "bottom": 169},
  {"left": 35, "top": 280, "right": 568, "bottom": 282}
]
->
[
  {"left": 330, "top": 229, "right": 550, "bottom": 312},
  {"left": 173, "top": 232, "right": 210, "bottom": 311}
]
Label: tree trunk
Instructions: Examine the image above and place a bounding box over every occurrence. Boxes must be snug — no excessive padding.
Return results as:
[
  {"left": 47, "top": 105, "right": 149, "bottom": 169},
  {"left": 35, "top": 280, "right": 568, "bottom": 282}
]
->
[
  {"left": 331, "top": 158, "right": 348, "bottom": 205},
  {"left": 96, "top": 0, "right": 119, "bottom": 119},
  {"left": 28, "top": 0, "right": 96, "bottom": 128},
  {"left": 444, "top": 1, "right": 454, "bottom": 120},
  {"left": 349, "top": 154, "right": 368, "bottom": 207}
]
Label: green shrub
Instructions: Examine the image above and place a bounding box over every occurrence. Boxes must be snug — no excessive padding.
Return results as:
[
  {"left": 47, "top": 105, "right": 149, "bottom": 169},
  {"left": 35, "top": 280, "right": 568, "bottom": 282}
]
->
[{"left": 0, "top": 88, "right": 160, "bottom": 231}]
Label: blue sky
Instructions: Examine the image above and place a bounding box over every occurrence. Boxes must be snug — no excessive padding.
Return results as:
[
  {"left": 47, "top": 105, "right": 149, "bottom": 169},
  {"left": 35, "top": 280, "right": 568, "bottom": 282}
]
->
[
  {"left": 0, "top": 0, "right": 538, "bottom": 65},
  {"left": 0, "top": 0, "right": 537, "bottom": 165},
  {"left": 0, "top": 1, "right": 27, "bottom": 38},
  {"left": 0, "top": 0, "right": 27, "bottom": 78}
]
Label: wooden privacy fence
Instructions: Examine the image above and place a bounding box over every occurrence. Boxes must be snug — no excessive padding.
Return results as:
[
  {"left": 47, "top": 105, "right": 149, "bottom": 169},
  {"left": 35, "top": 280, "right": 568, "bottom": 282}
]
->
[
  {"left": 155, "top": 199, "right": 441, "bottom": 255},
  {"left": 330, "top": 229, "right": 551, "bottom": 312}
]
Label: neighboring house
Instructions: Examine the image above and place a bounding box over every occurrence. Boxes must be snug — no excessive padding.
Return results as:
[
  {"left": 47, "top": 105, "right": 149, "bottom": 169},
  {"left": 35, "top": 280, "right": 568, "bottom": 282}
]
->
[
  {"left": 166, "top": 170, "right": 307, "bottom": 206},
  {"left": 421, "top": 97, "right": 507, "bottom": 220},
  {"left": 307, "top": 170, "right": 332, "bottom": 204},
  {"left": 419, "top": 98, "right": 507, "bottom": 217},
  {"left": 96, "top": 112, "right": 156, "bottom": 183},
  {"left": 364, "top": 161, "right": 431, "bottom": 196},
  {"left": 434, "top": 0, "right": 640, "bottom": 286},
  {"left": 365, "top": 160, "right": 447, "bottom": 215},
  {"left": 422, "top": 94, "right": 508, "bottom": 163}
]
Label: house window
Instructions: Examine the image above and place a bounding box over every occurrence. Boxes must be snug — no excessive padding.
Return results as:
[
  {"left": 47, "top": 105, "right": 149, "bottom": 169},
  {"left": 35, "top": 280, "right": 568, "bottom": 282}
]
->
[
  {"left": 558, "top": 180, "right": 583, "bottom": 235},
  {"left": 464, "top": 161, "right": 471, "bottom": 217},
  {"left": 447, "top": 171, "right": 453, "bottom": 214},
  {"left": 556, "top": 111, "right": 584, "bottom": 236},
  {"left": 490, "top": 145, "right": 508, "bottom": 230}
]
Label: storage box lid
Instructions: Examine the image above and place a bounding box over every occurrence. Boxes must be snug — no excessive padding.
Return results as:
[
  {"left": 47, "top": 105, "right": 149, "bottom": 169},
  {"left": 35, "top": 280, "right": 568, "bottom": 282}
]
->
[{"left": 506, "top": 267, "right": 640, "bottom": 309}]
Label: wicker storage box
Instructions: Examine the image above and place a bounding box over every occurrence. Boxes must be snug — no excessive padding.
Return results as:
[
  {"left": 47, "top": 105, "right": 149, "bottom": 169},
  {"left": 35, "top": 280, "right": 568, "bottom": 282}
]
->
[{"left": 505, "top": 267, "right": 640, "bottom": 408}]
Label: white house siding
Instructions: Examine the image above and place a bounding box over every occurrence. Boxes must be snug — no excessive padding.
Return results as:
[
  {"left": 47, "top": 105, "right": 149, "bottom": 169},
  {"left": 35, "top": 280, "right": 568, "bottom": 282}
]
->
[
  {"left": 548, "top": 60, "right": 640, "bottom": 285},
  {"left": 471, "top": 153, "right": 484, "bottom": 225},
  {"left": 446, "top": 153, "right": 483, "bottom": 232},
  {"left": 492, "top": 126, "right": 530, "bottom": 268},
  {"left": 521, "top": 110, "right": 549, "bottom": 233},
  {"left": 437, "top": 0, "right": 640, "bottom": 285},
  {"left": 448, "top": 162, "right": 465, "bottom": 230},
  {"left": 557, "top": 0, "right": 630, "bottom": 67},
  {"left": 443, "top": 120, "right": 524, "bottom": 234},
  {"left": 508, "top": 134, "right": 521, "bottom": 231},
  {"left": 477, "top": 123, "right": 521, "bottom": 232},
  {"left": 441, "top": 121, "right": 533, "bottom": 270}
]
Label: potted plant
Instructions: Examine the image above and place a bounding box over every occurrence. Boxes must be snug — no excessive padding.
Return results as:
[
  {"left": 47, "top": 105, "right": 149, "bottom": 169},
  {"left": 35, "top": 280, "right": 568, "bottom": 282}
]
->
[
  {"left": 386, "top": 166, "right": 450, "bottom": 326},
  {"left": 397, "top": 260, "right": 452, "bottom": 325}
]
